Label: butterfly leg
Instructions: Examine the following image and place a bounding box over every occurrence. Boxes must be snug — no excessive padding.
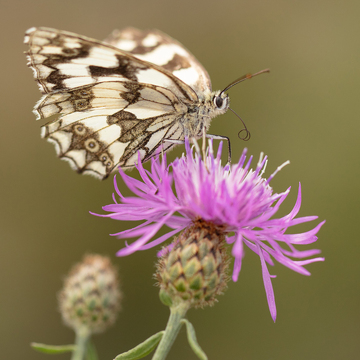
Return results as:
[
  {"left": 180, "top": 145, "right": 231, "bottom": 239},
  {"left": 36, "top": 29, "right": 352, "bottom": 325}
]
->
[
  {"left": 202, "top": 126, "right": 207, "bottom": 161},
  {"left": 163, "top": 138, "right": 201, "bottom": 155},
  {"left": 163, "top": 139, "right": 185, "bottom": 145},
  {"left": 205, "top": 134, "right": 232, "bottom": 164},
  {"left": 162, "top": 139, "right": 184, "bottom": 160}
]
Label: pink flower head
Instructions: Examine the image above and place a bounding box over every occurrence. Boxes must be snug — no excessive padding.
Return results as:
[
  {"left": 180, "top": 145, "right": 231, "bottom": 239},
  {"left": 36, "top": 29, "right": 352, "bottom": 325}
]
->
[{"left": 93, "top": 139, "right": 325, "bottom": 321}]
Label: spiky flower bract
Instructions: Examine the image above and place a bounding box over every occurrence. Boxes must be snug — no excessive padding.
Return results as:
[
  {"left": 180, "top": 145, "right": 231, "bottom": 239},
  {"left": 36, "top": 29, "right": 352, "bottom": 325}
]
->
[
  {"left": 156, "top": 220, "right": 230, "bottom": 309},
  {"left": 94, "top": 139, "right": 325, "bottom": 321}
]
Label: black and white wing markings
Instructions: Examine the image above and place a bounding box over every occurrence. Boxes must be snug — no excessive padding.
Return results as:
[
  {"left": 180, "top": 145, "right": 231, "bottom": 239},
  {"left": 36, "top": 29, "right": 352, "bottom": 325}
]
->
[
  {"left": 25, "top": 27, "right": 197, "bottom": 179},
  {"left": 104, "top": 27, "right": 212, "bottom": 95},
  {"left": 37, "top": 81, "right": 187, "bottom": 179},
  {"left": 25, "top": 27, "right": 198, "bottom": 101}
]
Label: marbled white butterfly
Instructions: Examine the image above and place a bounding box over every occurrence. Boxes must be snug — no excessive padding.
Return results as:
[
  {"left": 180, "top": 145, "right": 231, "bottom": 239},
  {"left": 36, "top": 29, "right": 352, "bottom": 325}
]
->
[{"left": 25, "top": 27, "right": 268, "bottom": 179}]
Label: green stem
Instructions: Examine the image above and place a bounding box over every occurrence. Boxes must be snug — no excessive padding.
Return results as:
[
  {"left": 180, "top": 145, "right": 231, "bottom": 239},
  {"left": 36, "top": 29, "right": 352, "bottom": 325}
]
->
[
  {"left": 152, "top": 303, "right": 189, "bottom": 360},
  {"left": 71, "top": 330, "right": 90, "bottom": 360}
]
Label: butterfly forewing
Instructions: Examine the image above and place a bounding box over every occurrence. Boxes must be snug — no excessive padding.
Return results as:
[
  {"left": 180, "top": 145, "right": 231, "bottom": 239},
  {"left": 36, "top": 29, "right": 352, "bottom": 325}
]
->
[
  {"left": 25, "top": 27, "right": 198, "bottom": 100},
  {"left": 104, "top": 27, "right": 212, "bottom": 95},
  {"left": 25, "top": 27, "right": 210, "bottom": 179}
]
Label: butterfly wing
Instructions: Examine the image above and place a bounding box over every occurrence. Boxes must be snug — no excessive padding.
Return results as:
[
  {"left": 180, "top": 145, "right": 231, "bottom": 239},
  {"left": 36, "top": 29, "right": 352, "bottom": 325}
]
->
[
  {"left": 25, "top": 27, "right": 195, "bottom": 179},
  {"left": 36, "top": 81, "right": 186, "bottom": 179},
  {"left": 104, "top": 27, "right": 212, "bottom": 96}
]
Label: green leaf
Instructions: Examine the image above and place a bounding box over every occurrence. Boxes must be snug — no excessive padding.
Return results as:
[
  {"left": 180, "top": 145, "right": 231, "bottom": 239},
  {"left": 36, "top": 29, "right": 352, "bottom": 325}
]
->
[
  {"left": 31, "top": 342, "right": 76, "bottom": 354},
  {"left": 86, "top": 340, "right": 98, "bottom": 360},
  {"left": 181, "top": 319, "right": 208, "bottom": 360},
  {"left": 114, "top": 331, "right": 164, "bottom": 360}
]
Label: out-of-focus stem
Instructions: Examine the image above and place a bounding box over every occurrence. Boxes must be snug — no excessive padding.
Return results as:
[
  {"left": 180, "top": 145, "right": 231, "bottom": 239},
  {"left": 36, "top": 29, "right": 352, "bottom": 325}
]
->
[{"left": 71, "top": 330, "right": 90, "bottom": 360}]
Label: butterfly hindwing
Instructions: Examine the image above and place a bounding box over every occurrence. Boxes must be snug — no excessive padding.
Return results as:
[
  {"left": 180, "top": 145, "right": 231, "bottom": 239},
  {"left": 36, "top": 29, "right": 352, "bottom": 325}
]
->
[{"left": 37, "top": 80, "right": 187, "bottom": 178}]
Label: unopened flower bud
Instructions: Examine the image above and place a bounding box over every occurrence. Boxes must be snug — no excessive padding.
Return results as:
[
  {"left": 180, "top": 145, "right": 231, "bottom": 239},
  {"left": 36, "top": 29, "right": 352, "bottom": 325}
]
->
[
  {"left": 156, "top": 220, "right": 230, "bottom": 308},
  {"left": 59, "top": 254, "right": 121, "bottom": 335}
]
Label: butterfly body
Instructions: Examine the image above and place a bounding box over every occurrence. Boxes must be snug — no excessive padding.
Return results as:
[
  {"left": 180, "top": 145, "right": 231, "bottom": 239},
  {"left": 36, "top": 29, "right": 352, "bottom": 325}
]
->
[
  {"left": 25, "top": 27, "right": 230, "bottom": 179},
  {"left": 179, "top": 90, "right": 229, "bottom": 138}
]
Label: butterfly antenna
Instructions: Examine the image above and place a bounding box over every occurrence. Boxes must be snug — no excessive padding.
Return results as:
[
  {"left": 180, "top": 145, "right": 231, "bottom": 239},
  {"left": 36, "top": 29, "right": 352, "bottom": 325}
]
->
[
  {"left": 220, "top": 68, "right": 270, "bottom": 95},
  {"left": 229, "top": 107, "right": 251, "bottom": 141}
]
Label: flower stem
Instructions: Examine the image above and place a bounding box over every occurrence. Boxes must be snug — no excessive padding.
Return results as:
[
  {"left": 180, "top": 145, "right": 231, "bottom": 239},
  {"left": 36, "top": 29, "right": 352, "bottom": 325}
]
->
[
  {"left": 71, "top": 330, "right": 90, "bottom": 360},
  {"left": 152, "top": 303, "right": 189, "bottom": 360}
]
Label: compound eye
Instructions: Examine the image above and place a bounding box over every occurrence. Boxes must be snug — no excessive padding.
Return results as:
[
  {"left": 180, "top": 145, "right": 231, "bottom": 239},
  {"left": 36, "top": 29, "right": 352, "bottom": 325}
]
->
[{"left": 214, "top": 96, "right": 223, "bottom": 108}]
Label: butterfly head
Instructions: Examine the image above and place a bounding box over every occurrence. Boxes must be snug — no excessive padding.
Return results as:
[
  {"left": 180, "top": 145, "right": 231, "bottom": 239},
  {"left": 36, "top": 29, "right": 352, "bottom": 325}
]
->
[
  {"left": 209, "top": 90, "right": 230, "bottom": 117},
  {"left": 206, "top": 69, "right": 270, "bottom": 140}
]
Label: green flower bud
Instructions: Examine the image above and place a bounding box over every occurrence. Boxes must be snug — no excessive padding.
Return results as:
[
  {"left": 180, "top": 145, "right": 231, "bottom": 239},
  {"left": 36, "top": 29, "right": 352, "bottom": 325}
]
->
[
  {"left": 156, "top": 220, "right": 230, "bottom": 309},
  {"left": 59, "top": 254, "right": 121, "bottom": 335}
]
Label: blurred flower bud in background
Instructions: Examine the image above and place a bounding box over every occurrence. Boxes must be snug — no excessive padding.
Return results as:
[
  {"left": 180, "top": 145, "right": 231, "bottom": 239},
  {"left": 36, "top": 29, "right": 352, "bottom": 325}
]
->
[{"left": 59, "top": 254, "right": 121, "bottom": 336}]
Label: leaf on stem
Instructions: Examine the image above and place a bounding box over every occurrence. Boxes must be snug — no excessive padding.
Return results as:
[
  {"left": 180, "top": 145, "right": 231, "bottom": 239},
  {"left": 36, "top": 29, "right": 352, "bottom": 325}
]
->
[
  {"left": 181, "top": 319, "right": 208, "bottom": 360},
  {"left": 114, "top": 331, "right": 164, "bottom": 360},
  {"left": 86, "top": 340, "right": 99, "bottom": 360},
  {"left": 31, "top": 342, "right": 76, "bottom": 354}
]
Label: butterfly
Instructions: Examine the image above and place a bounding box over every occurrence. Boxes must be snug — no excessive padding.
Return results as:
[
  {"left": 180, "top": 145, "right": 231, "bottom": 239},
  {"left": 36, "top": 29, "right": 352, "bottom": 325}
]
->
[{"left": 25, "top": 27, "right": 268, "bottom": 179}]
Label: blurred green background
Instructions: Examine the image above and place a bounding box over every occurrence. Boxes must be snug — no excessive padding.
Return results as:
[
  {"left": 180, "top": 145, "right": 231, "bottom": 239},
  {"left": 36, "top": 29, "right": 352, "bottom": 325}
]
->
[{"left": 1, "top": 0, "right": 359, "bottom": 359}]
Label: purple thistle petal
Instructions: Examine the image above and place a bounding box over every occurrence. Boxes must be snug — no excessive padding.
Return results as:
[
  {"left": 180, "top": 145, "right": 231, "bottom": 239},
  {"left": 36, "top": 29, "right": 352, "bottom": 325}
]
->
[
  {"left": 285, "top": 216, "right": 319, "bottom": 226},
  {"left": 231, "top": 233, "right": 244, "bottom": 282},
  {"left": 282, "top": 245, "right": 322, "bottom": 258},
  {"left": 257, "top": 243, "right": 277, "bottom": 322},
  {"left": 163, "top": 216, "right": 191, "bottom": 229},
  {"left": 236, "top": 148, "right": 248, "bottom": 170},
  {"left": 112, "top": 192, "right": 118, "bottom": 204},
  {"left": 110, "top": 220, "right": 152, "bottom": 237},
  {"left": 232, "top": 257, "right": 242, "bottom": 282},
  {"left": 140, "top": 226, "right": 187, "bottom": 251},
  {"left": 243, "top": 154, "right": 253, "bottom": 173},
  {"left": 116, "top": 212, "right": 176, "bottom": 256},
  {"left": 285, "top": 183, "right": 302, "bottom": 219},
  {"left": 136, "top": 153, "right": 156, "bottom": 189},
  {"left": 113, "top": 174, "right": 124, "bottom": 200},
  {"left": 113, "top": 222, "right": 157, "bottom": 238},
  {"left": 282, "top": 221, "right": 326, "bottom": 244},
  {"left": 294, "top": 257, "right": 325, "bottom": 266},
  {"left": 243, "top": 239, "right": 274, "bottom": 266}
]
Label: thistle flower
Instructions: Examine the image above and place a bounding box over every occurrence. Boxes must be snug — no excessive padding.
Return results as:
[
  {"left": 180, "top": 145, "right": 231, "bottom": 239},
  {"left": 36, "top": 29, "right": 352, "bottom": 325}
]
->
[
  {"left": 94, "top": 140, "right": 324, "bottom": 321},
  {"left": 59, "top": 254, "right": 121, "bottom": 335}
]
